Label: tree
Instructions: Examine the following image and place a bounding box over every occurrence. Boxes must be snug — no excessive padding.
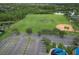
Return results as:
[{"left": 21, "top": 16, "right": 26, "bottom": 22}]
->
[
  {"left": 59, "top": 30, "right": 66, "bottom": 38},
  {"left": 72, "top": 36, "right": 79, "bottom": 48},
  {"left": 0, "top": 30, "right": 5, "bottom": 36},
  {"left": 12, "top": 28, "right": 20, "bottom": 35},
  {"left": 38, "top": 31, "right": 41, "bottom": 36},
  {"left": 26, "top": 28, "right": 32, "bottom": 34}
]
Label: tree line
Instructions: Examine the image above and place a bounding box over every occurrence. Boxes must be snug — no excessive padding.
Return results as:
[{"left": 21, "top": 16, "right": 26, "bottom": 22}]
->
[{"left": 0, "top": 3, "right": 79, "bottom": 22}]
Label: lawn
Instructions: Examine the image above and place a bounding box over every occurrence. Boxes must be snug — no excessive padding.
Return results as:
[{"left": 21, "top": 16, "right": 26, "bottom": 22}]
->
[
  {"left": 10, "top": 14, "right": 69, "bottom": 33},
  {"left": 0, "top": 14, "right": 70, "bottom": 40}
]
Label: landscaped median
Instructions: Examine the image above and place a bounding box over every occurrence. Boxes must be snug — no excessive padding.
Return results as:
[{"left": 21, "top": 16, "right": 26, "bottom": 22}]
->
[{"left": 41, "top": 38, "right": 74, "bottom": 55}]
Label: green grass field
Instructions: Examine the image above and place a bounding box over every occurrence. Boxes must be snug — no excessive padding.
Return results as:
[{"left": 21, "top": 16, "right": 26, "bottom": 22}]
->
[
  {"left": 0, "top": 14, "right": 71, "bottom": 40},
  {"left": 10, "top": 14, "right": 69, "bottom": 33}
]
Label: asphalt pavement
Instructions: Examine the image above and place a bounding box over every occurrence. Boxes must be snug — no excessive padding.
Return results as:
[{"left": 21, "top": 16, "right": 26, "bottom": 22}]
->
[{"left": 0, "top": 33, "right": 74, "bottom": 55}]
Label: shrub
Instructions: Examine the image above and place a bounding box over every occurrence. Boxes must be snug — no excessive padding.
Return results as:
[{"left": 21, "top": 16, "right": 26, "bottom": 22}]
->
[
  {"left": 41, "top": 38, "right": 52, "bottom": 53},
  {"left": 72, "top": 36, "right": 79, "bottom": 47},
  {"left": 42, "top": 37, "right": 51, "bottom": 46},
  {"left": 66, "top": 46, "right": 73, "bottom": 55},
  {"left": 58, "top": 43, "right": 65, "bottom": 49},
  {"left": 38, "top": 31, "right": 41, "bottom": 36},
  {"left": 53, "top": 28, "right": 67, "bottom": 38},
  {"left": 46, "top": 45, "right": 52, "bottom": 53},
  {"left": 0, "top": 30, "right": 5, "bottom": 36},
  {"left": 12, "top": 28, "right": 20, "bottom": 35},
  {"left": 59, "top": 31, "right": 66, "bottom": 38},
  {"left": 46, "top": 42, "right": 56, "bottom": 53},
  {"left": 51, "top": 42, "right": 56, "bottom": 48},
  {"left": 26, "top": 28, "right": 32, "bottom": 34},
  {"left": 64, "top": 26, "right": 69, "bottom": 30},
  {"left": 52, "top": 28, "right": 60, "bottom": 35},
  {"left": 40, "top": 29, "right": 53, "bottom": 35}
]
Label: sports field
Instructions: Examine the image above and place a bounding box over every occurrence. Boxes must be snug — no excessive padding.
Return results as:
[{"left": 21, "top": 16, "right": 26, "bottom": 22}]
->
[{"left": 10, "top": 14, "right": 69, "bottom": 33}]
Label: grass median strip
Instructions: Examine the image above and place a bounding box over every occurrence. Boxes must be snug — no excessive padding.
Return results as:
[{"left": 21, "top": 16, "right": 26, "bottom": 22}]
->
[{"left": 23, "top": 36, "right": 33, "bottom": 54}]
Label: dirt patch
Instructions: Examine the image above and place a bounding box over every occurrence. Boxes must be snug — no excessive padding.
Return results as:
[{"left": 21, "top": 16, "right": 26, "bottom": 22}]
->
[{"left": 56, "top": 24, "right": 74, "bottom": 32}]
